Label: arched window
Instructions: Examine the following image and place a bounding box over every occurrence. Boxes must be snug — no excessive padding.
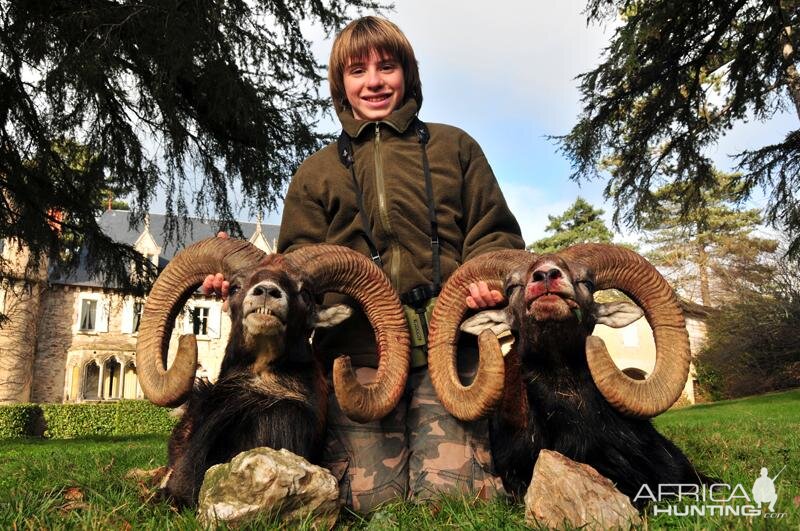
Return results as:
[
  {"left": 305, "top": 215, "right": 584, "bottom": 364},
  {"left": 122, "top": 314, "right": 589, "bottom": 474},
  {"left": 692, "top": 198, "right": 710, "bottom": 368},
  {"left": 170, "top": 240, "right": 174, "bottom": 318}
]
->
[
  {"left": 103, "top": 358, "right": 121, "bottom": 399},
  {"left": 84, "top": 361, "right": 100, "bottom": 399},
  {"left": 123, "top": 362, "right": 139, "bottom": 399}
]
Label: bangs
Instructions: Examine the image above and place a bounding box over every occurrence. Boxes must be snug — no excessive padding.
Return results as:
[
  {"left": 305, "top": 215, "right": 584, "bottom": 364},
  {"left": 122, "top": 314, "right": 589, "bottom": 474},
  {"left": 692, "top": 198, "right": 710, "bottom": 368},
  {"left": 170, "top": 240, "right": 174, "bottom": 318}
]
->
[{"left": 333, "top": 26, "right": 406, "bottom": 71}]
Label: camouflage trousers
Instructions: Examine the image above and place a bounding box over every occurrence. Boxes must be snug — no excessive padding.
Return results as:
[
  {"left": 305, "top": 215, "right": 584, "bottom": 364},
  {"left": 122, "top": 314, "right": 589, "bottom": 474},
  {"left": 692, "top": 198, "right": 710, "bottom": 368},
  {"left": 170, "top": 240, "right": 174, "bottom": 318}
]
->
[{"left": 321, "top": 358, "right": 506, "bottom": 513}]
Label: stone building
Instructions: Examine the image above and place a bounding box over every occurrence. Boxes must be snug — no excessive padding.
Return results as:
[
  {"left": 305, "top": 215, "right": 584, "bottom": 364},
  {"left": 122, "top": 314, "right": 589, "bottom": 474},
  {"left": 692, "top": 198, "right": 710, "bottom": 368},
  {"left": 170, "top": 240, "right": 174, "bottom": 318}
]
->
[
  {"left": 0, "top": 210, "right": 279, "bottom": 404},
  {"left": 594, "top": 298, "right": 711, "bottom": 404}
]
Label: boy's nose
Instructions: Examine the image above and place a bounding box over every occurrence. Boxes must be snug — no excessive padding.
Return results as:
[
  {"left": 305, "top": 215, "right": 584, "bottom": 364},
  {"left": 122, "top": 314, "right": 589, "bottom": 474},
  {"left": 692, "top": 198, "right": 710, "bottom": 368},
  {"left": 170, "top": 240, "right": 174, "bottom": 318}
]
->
[{"left": 366, "top": 69, "right": 383, "bottom": 87}]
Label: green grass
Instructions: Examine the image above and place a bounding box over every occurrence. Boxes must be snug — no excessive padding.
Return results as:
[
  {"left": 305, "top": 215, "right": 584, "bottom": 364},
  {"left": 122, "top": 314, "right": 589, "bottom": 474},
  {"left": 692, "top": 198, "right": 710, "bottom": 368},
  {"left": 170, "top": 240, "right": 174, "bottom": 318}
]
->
[{"left": 1, "top": 390, "right": 798, "bottom": 529}]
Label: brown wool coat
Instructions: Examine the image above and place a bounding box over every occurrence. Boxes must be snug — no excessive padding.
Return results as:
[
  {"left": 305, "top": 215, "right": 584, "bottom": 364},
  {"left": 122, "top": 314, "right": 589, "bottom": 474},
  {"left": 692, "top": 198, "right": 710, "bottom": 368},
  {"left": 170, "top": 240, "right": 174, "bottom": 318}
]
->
[{"left": 278, "top": 98, "right": 524, "bottom": 366}]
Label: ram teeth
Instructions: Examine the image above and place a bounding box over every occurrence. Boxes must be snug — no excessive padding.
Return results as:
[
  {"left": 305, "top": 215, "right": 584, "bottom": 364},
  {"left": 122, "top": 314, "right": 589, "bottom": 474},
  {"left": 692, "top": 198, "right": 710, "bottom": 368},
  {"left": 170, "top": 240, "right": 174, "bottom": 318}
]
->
[{"left": 256, "top": 307, "right": 273, "bottom": 316}]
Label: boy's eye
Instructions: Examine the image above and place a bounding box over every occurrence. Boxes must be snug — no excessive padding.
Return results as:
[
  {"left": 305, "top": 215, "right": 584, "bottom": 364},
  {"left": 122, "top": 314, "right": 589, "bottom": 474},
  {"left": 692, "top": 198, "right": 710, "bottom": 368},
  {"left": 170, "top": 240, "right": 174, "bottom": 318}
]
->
[{"left": 380, "top": 62, "right": 397, "bottom": 71}]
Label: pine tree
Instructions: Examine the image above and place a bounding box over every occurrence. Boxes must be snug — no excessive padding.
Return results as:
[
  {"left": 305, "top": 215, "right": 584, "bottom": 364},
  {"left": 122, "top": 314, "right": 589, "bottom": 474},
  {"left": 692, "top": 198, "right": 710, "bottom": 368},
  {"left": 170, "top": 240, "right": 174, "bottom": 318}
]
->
[
  {"left": 0, "top": 0, "right": 380, "bottom": 290},
  {"left": 559, "top": 1, "right": 800, "bottom": 255},
  {"left": 528, "top": 197, "right": 615, "bottom": 253},
  {"left": 641, "top": 171, "right": 778, "bottom": 307}
]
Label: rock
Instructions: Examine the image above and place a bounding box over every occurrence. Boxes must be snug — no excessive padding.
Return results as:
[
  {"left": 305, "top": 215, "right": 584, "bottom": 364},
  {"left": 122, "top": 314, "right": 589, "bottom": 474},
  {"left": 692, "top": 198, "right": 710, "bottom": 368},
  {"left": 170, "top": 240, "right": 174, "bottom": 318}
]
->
[
  {"left": 198, "top": 447, "right": 340, "bottom": 529},
  {"left": 525, "top": 450, "right": 641, "bottom": 530}
]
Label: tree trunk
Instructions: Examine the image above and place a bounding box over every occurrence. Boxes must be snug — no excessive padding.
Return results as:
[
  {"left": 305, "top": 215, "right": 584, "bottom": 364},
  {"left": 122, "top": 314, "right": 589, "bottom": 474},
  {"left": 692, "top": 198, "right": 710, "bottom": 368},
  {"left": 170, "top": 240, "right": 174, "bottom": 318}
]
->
[
  {"left": 779, "top": 5, "right": 800, "bottom": 120},
  {"left": 697, "top": 243, "right": 712, "bottom": 307}
]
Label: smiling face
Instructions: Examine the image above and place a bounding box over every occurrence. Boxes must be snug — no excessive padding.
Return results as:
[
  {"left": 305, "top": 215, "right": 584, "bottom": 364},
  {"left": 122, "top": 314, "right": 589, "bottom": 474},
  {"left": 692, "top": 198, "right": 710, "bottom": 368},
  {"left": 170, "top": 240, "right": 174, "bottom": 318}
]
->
[{"left": 343, "top": 49, "right": 405, "bottom": 121}]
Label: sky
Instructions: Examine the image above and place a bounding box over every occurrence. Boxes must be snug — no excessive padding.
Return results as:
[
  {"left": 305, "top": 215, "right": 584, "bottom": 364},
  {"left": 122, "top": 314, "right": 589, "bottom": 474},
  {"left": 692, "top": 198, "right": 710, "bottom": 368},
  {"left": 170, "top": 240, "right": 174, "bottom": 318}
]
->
[{"left": 171, "top": 1, "right": 796, "bottom": 246}]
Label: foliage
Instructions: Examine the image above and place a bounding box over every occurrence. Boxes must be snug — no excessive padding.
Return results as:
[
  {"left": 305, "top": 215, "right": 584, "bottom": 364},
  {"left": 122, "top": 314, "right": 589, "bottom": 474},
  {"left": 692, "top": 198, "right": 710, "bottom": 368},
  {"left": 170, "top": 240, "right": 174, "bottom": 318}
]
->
[
  {"left": 640, "top": 170, "right": 778, "bottom": 306},
  {"left": 38, "top": 401, "right": 176, "bottom": 439},
  {"left": 528, "top": 197, "right": 614, "bottom": 253},
  {"left": 0, "top": 403, "right": 41, "bottom": 439},
  {"left": 0, "top": 0, "right": 382, "bottom": 291},
  {"left": 560, "top": 0, "right": 800, "bottom": 256},
  {"left": 2, "top": 390, "right": 799, "bottom": 528},
  {"left": 695, "top": 254, "right": 800, "bottom": 400},
  {"left": 111, "top": 400, "right": 178, "bottom": 436}
]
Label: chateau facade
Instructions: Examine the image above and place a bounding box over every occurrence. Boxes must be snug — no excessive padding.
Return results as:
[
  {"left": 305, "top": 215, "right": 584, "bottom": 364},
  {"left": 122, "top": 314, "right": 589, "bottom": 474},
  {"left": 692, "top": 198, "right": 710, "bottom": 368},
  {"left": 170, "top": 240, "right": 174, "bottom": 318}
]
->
[{"left": 0, "top": 210, "right": 279, "bottom": 404}]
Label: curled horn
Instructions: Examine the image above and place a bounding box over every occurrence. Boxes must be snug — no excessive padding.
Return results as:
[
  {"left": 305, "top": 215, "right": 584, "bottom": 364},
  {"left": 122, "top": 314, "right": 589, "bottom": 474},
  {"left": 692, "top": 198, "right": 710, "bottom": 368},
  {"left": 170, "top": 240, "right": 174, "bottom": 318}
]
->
[
  {"left": 136, "top": 237, "right": 267, "bottom": 407},
  {"left": 559, "top": 243, "right": 691, "bottom": 418},
  {"left": 427, "top": 250, "right": 536, "bottom": 421},
  {"left": 284, "top": 245, "right": 409, "bottom": 423}
]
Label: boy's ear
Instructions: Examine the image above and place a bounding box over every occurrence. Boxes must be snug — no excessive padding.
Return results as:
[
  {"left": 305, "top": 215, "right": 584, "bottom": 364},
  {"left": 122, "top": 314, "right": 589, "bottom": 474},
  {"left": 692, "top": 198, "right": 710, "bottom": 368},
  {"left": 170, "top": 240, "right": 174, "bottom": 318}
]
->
[
  {"left": 460, "top": 309, "right": 512, "bottom": 337},
  {"left": 594, "top": 301, "right": 644, "bottom": 329},
  {"left": 314, "top": 304, "right": 353, "bottom": 328}
]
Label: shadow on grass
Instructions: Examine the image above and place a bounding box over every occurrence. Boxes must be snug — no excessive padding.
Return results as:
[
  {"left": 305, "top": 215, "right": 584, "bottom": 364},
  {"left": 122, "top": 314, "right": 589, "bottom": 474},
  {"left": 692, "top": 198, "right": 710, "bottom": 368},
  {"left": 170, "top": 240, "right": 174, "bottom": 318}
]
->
[{"left": 0, "top": 433, "right": 167, "bottom": 446}]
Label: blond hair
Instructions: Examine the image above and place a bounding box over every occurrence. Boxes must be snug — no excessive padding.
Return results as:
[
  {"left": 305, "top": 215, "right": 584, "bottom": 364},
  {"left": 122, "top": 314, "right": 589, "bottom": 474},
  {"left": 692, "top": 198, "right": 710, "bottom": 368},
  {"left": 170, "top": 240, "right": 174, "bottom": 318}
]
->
[{"left": 329, "top": 16, "right": 422, "bottom": 114}]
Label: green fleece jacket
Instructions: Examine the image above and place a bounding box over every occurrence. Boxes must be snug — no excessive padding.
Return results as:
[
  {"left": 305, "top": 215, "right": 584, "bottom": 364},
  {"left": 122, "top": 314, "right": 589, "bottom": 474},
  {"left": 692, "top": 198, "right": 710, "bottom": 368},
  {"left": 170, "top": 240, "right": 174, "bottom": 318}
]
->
[{"left": 278, "top": 99, "right": 524, "bottom": 366}]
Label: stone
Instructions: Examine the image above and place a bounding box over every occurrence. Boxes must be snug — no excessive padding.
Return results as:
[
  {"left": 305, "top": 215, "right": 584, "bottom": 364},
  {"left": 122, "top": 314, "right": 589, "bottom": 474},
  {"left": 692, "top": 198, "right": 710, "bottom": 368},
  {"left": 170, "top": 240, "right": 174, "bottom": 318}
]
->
[
  {"left": 198, "top": 447, "right": 340, "bottom": 529},
  {"left": 525, "top": 450, "right": 641, "bottom": 530}
]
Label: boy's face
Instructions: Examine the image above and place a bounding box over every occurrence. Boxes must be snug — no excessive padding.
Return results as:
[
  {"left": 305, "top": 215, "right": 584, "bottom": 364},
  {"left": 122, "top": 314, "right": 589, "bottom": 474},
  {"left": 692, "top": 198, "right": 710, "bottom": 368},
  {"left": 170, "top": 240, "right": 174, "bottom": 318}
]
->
[{"left": 344, "top": 49, "right": 405, "bottom": 121}]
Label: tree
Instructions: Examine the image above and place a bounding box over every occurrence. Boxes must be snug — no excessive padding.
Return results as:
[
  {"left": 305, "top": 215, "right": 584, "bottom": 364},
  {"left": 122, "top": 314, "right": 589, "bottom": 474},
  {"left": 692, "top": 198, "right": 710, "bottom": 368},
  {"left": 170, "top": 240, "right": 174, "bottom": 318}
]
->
[
  {"left": 0, "top": 0, "right": 380, "bottom": 289},
  {"left": 695, "top": 241, "right": 800, "bottom": 399},
  {"left": 641, "top": 170, "right": 778, "bottom": 307},
  {"left": 528, "top": 197, "right": 614, "bottom": 253},
  {"left": 559, "top": 1, "right": 800, "bottom": 256}
]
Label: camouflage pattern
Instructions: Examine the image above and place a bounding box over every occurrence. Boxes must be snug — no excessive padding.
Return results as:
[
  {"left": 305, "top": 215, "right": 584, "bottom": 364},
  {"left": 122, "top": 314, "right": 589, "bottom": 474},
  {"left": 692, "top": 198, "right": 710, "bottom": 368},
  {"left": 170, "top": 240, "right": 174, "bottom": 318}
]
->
[
  {"left": 407, "top": 370, "right": 505, "bottom": 501},
  {"left": 321, "top": 361, "right": 505, "bottom": 513}
]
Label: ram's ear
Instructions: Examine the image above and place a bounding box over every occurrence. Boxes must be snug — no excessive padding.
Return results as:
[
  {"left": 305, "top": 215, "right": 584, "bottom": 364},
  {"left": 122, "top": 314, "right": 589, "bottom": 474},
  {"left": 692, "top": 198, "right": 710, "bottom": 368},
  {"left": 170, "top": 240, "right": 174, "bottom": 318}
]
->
[
  {"left": 594, "top": 301, "right": 644, "bottom": 328},
  {"left": 314, "top": 304, "right": 353, "bottom": 328},
  {"left": 460, "top": 309, "right": 512, "bottom": 337}
]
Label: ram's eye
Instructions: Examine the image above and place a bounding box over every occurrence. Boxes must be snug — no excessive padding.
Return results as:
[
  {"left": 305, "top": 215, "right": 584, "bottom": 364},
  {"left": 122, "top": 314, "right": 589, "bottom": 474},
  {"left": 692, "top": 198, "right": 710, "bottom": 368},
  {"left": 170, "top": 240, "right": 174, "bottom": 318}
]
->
[
  {"left": 228, "top": 284, "right": 240, "bottom": 296},
  {"left": 299, "top": 288, "right": 313, "bottom": 305},
  {"left": 505, "top": 283, "right": 522, "bottom": 297},
  {"left": 578, "top": 280, "right": 595, "bottom": 293}
]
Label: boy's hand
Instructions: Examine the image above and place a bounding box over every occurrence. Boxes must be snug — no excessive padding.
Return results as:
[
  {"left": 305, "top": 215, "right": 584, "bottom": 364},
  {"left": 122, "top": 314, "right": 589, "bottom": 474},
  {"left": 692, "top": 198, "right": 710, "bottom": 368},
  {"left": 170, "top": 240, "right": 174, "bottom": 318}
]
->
[
  {"left": 201, "top": 232, "right": 230, "bottom": 311},
  {"left": 466, "top": 280, "right": 504, "bottom": 310}
]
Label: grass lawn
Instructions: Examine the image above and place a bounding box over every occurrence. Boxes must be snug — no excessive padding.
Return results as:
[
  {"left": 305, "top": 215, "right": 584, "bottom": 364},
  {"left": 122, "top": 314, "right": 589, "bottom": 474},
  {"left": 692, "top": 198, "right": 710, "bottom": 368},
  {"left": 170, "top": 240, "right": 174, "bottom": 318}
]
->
[{"left": 1, "top": 389, "right": 798, "bottom": 529}]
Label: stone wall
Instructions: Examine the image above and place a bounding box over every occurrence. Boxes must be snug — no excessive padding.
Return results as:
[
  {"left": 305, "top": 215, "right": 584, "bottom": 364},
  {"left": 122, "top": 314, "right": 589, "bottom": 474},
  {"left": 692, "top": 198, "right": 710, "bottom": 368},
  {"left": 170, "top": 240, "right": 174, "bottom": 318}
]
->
[
  {"left": 0, "top": 241, "right": 47, "bottom": 404},
  {"left": 28, "top": 285, "right": 231, "bottom": 404}
]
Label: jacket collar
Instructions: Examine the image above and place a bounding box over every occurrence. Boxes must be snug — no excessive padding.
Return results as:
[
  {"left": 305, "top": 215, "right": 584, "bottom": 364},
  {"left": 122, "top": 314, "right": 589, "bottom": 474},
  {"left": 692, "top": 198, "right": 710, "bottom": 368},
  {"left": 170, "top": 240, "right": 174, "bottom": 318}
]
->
[{"left": 338, "top": 98, "right": 419, "bottom": 138}]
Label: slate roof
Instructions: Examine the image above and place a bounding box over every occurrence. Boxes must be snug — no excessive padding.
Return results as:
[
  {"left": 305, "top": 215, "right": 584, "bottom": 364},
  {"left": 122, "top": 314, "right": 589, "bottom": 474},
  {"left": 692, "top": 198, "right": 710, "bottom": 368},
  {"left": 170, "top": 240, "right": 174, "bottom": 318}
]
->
[{"left": 49, "top": 210, "right": 280, "bottom": 288}]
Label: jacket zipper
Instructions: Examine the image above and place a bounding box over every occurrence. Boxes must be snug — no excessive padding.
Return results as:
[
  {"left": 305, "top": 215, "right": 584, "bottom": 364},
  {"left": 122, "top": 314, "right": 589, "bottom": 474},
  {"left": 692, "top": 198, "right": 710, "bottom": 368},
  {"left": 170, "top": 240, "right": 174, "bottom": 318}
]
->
[{"left": 373, "top": 123, "right": 401, "bottom": 288}]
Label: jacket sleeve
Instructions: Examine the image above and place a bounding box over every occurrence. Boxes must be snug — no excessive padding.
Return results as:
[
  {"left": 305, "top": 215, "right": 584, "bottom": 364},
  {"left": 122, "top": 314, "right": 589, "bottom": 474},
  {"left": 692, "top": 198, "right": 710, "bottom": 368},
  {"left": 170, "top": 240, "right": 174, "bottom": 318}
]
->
[
  {"left": 458, "top": 133, "right": 525, "bottom": 261},
  {"left": 277, "top": 162, "right": 329, "bottom": 254}
]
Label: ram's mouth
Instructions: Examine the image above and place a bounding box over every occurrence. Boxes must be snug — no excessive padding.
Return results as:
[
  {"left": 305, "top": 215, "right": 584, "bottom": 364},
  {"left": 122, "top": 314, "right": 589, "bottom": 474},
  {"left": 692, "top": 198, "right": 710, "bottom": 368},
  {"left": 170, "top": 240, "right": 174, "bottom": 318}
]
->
[
  {"left": 527, "top": 292, "right": 579, "bottom": 320},
  {"left": 244, "top": 306, "right": 285, "bottom": 330}
]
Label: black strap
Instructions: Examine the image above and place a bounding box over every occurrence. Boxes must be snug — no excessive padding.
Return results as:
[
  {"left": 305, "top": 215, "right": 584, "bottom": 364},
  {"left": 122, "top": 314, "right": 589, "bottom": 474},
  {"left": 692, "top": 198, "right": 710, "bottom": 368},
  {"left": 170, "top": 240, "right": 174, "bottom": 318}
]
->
[
  {"left": 414, "top": 121, "right": 442, "bottom": 293},
  {"left": 338, "top": 133, "right": 382, "bottom": 266},
  {"left": 338, "top": 119, "right": 441, "bottom": 290}
]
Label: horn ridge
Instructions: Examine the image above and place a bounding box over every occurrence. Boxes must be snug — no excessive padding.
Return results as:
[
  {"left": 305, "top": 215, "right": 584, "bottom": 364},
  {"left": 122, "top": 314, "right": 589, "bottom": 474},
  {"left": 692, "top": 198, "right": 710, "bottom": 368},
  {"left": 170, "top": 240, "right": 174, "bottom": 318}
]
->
[
  {"left": 559, "top": 243, "right": 690, "bottom": 418},
  {"left": 285, "top": 245, "right": 409, "bottom": 423},
  {"left": 136, "top": 238, "right": 267, "bottom": 407},
  {"left": 427, "top": 249, "right": 535, "bottom": 421}
]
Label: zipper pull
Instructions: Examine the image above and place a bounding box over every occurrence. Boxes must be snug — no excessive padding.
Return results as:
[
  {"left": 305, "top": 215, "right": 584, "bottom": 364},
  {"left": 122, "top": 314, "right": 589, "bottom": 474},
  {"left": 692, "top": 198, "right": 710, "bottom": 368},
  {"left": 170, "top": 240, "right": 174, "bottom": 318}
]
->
[{"left": 375, "top": 123, "right": 380, "bottom": 140}]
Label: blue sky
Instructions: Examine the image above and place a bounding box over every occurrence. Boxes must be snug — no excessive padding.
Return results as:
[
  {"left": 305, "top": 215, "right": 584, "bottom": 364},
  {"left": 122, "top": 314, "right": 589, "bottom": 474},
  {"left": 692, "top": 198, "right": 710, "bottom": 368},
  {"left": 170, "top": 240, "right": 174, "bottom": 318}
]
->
[{"left": 166, "top": 2, "right": 796, "bottom": 245}]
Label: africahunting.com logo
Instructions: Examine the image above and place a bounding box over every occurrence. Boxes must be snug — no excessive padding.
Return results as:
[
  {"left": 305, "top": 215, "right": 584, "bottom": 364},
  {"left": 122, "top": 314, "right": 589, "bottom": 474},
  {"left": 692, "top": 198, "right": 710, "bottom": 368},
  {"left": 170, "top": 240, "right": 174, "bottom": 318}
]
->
[{"left": 634, "top": 466, "right": 788, "bottom": 518}]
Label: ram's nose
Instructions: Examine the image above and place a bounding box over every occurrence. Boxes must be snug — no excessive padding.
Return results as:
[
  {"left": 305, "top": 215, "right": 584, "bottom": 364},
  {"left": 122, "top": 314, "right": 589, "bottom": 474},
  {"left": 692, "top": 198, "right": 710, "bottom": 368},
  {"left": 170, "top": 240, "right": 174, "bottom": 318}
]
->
[
  {"left": 525, "top": 264, "right": 565, "bottom": 302},
  {"left": 248, "top": 281, "right": 285, "bottom": 301}
]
